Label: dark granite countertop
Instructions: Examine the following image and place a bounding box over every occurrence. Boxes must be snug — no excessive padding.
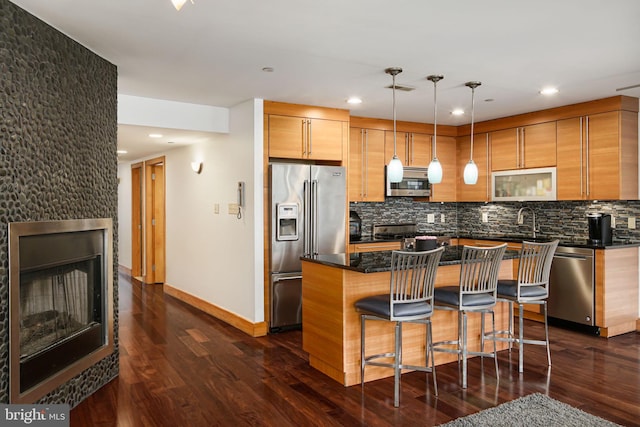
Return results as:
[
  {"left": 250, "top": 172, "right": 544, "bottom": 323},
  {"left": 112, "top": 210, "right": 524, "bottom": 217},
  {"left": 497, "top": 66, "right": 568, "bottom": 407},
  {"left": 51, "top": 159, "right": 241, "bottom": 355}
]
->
[
  {"left": 350, "top": 235, "right": 640, "bottom": 250},
  {"left": 302, "top": 245, "right": 520, "bottom": 273}
]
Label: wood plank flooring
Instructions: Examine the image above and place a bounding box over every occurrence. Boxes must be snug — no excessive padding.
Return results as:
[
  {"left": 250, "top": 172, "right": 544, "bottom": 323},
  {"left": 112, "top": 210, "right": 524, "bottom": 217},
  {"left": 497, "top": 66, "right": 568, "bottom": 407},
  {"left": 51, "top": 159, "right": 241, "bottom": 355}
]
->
[{"left": 71, "top": 273, "right": 640, "bottom": 426}]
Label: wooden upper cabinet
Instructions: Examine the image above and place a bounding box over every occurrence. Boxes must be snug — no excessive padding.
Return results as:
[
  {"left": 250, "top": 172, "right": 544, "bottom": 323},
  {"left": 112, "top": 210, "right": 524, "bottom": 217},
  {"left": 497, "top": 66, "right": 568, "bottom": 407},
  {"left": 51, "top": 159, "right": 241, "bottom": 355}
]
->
[
  {"left": 557, "top": 111, "right": 638, "bottom": 200},
  {"left": 490, "top": 122, "right": 556, "bottom": 171},
  {"left": 429, "top": 135, "right": 457, "bottom": 202},
  {"left": 384, "top": 131, "right": 432, "bottom": 167},
  {"left": 457, "top": 133, "right": 490, "bottom": 202},
  {"left": 349, "top": 127, "right": 385, "bottom": 202},
  {"left": 267, "top": 113, "right": 345, "bottom": 161}
]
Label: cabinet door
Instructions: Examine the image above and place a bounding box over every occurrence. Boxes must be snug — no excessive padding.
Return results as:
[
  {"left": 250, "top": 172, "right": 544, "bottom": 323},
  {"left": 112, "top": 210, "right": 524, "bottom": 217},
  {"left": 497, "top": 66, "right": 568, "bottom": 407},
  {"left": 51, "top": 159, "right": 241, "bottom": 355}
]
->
[
  {"left": 348, "top": 128, "right": 365, "bottom": 202},
  {"left": 556, "top": 117, "right": 585, "bottom": 200},
  {"left": 490, "top": 128, "right": 518, "bottom": 171},
  {"left": 408, "top": 133, "right": 432, "bottom": 167},
  {"left": 384, "top": 131, "right": 409, "bottom": 165},
  {"left": 429, "top": 135, "right": 457, "bottom": 202},
  {"left": 457, "top": 133, "right": 489, "bottom": 202},
  {"left": 348, "top": 128, "right": 385, "bottom": 202},
  {"left": 268, "top": 115, "right": 305, "bottom": 159},
  {"left": 522, "top": 122, "right": 557, "bottom": 168},
  {"left": 307, "top": 118, "right": 344, "bottom": 161},
  {"left": 363, "top": 129, "right": 386, "bottom": 201},
  {"left": 587, "top": 111, "right": 621, "bottom": 200}
]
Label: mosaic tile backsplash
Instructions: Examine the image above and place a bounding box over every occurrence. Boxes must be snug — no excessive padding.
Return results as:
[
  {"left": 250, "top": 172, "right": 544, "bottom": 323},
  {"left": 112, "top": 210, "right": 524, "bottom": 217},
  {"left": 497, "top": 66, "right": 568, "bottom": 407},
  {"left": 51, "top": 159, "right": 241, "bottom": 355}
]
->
[{"left": 351, "top": 199, "right": 640, "bottom": 242}]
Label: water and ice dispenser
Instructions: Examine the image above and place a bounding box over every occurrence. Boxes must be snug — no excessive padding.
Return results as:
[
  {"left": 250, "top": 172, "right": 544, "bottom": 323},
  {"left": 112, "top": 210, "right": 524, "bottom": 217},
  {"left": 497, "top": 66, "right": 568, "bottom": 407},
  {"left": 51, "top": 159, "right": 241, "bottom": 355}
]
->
[{"left": 276, "top": 203, "right": 299, "bottom": 241}]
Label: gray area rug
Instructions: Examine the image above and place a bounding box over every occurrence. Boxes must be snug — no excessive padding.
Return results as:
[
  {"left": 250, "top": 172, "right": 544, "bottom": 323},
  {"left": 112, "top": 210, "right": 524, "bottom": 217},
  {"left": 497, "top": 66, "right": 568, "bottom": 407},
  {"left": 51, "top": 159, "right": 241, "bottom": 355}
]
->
[{"left": 439, "top": 393, "right": 621, "bottom": 426}]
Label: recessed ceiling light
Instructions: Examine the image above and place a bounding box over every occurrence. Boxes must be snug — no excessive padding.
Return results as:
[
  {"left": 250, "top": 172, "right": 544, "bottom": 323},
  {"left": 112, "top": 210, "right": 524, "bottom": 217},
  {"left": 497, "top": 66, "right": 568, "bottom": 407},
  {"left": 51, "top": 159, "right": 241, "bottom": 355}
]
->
[
  {"left": 451, "top": 108, "right": 464, "bottom": 116},
  {"left": 347, "top": 97, "right": 362, "bottom": 105},
  {"left": 117, "top": 150, "right": 128, "bottom": 154},
  {"left": 149, "top": 133, "right": 163, "bottom": 138},
  {"left": 262, "top": 67, "right": 274, "bottom": 72},
  {"left": 540, "top": 87, "right": 559, "bottom": 95}
]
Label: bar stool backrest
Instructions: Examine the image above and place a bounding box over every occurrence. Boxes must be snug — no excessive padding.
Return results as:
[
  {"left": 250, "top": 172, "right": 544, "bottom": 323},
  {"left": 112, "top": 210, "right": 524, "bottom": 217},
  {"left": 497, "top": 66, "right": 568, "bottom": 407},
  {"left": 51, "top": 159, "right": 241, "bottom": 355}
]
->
[
  {"left": 389, "top": 247, "right": 444, "bottom": 321},
  {"left": 458, "top": 244, "right": 508, "bottom": 306},
  {"left": 517, "top": 240, "right": 559, "bottom": 297}
]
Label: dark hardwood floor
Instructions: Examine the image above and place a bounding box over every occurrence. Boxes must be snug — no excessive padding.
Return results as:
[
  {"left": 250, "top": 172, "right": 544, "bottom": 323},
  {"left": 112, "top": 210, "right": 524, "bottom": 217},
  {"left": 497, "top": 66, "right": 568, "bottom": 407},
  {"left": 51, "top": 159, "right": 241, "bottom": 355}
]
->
[{"left": 71, "top": 273, "right": 640, "bottom": 426}]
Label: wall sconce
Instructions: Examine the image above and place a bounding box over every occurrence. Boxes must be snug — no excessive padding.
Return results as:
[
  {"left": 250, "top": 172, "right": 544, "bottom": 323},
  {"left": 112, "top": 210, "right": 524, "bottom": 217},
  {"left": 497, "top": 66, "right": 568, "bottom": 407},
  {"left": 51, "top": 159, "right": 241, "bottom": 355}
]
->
[{"left": 191, "top": 161, "right": 203, "bottom": 174}]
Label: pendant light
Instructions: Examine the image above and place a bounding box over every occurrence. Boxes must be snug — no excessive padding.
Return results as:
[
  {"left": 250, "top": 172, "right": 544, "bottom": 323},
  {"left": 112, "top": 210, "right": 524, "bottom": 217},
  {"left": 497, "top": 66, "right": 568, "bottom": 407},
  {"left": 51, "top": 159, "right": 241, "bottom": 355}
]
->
[
  {"left": 426, "top": 75, "right": 444, "bottom": 184},
  {"left": 385, "top": 67, "right": 404, "bottom": 183},
  {"left": 171, "top": 0, "right": 193, "bottom": 11},
  {"left": 463, "top": 81, "right": 482, "bottom": 185}
]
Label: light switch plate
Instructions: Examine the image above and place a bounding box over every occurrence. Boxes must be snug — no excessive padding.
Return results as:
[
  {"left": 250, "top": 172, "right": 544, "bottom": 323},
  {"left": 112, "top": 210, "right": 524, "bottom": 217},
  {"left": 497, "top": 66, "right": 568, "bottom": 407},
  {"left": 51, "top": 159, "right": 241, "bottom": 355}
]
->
[
  {"left": 611, "top": 216, "right": 616, "bottom": 228},
  {"left": 482, "top": 212, "right": 489, "bottom": 223},
  {"left": 427, "top": 214, "right": 435, "bottom": 223},
  {"left": 629, "top": 217, "right": 636, "bottom": 229},
  {"left": 440, "top": 214, "right": 445, "bottom": 223},
  {"left": 214, "top": 203, "right": 220, "bottom": 214}
]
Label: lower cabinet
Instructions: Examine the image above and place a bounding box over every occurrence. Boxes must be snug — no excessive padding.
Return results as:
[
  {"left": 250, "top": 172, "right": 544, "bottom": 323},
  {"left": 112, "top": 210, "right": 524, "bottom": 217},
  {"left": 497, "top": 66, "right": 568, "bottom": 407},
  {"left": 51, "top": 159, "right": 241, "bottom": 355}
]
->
[{"left": 348, "top": 241, "right": 402, "bottom": 253}]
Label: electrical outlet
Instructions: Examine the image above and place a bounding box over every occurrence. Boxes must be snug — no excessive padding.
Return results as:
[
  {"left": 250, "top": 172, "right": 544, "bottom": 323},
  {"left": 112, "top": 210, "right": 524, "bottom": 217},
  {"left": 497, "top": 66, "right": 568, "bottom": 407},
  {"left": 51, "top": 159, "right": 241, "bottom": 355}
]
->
[
  {"left": 427, "top": 214, "right": 435, "bottom": 223},
  {"left": 214, "top": 203, "right": 220, "bottom": 214},
  {"left": 440, "top": 214, "right": 445, "bottom": 223},
  {"left": 629, "top": 217, "right": 636, "bottom": 229},
  {"left": 482, "top": 212, "right": 489, "bottom": 223},
  {"left": 611, "top": 216, "right": 616, "bottom": 228},
  {"left": 228, "top": 203, "right": 239, "bottom": 215}
]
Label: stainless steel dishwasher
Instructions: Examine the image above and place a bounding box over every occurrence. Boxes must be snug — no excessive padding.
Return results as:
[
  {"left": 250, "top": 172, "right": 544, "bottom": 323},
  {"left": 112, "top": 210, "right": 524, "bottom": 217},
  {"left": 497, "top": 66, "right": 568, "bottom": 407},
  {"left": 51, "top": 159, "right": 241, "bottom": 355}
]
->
[{"left": 548, "top": 246, "right": 596, "bottom": 327}]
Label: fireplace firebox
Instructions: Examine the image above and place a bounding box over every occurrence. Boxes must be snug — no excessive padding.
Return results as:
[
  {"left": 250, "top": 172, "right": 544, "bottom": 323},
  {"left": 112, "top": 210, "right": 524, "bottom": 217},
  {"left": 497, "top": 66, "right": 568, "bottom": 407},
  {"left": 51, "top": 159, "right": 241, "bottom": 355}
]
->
[{"left": 9, "top": 219, "right": 114, "bottom": 403}]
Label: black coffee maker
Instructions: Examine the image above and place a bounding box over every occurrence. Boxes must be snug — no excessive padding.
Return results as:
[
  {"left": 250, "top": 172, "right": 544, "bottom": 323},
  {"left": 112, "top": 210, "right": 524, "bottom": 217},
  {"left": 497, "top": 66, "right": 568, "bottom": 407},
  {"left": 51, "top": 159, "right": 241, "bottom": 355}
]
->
[{"left": 587, "top": 213, "right": 612, "bottom": 246}]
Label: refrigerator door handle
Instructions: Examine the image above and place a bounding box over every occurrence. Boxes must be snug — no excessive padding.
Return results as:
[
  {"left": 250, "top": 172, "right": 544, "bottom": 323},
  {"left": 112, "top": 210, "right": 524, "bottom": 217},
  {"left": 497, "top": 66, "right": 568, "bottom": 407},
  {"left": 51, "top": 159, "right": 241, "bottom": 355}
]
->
[
  {"left": 311, "top": 179, "right": 319, "bottom": 255},
  {"left": 303, "top": 179, "right": 311, "bottom": 257}
]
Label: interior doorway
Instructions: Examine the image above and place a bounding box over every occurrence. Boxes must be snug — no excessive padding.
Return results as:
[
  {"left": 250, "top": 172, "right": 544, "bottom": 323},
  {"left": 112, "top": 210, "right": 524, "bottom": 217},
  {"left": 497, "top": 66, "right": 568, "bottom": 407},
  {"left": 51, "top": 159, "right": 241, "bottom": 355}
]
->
[{"left": 130, "top": 156, "right": 166, "bottom": 285}]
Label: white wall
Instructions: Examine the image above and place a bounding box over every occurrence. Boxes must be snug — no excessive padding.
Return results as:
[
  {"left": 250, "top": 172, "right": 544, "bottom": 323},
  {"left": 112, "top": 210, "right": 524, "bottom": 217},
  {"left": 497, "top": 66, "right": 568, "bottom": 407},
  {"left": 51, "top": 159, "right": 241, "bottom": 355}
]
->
[
  {"left": 118, "top": 98, "right": 264, "bottom": 323},
  {"left": 117, "top": 164, "right": 132, "bottom": 269}
]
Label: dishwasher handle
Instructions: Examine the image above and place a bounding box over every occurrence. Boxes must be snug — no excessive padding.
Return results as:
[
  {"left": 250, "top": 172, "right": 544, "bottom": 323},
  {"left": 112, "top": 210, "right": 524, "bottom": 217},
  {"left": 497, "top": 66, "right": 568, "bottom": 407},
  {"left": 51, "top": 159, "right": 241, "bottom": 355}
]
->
[{"left": 554, "top": 253, "right": 592, "bottom": 260}]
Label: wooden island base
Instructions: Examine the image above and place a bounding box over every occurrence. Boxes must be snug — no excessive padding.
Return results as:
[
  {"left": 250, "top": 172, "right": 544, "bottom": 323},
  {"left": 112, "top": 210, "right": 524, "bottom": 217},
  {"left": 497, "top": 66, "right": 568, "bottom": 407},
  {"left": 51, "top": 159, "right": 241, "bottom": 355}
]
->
[{"left": 302, "top": 258, "right": 514, "bottom": 387}]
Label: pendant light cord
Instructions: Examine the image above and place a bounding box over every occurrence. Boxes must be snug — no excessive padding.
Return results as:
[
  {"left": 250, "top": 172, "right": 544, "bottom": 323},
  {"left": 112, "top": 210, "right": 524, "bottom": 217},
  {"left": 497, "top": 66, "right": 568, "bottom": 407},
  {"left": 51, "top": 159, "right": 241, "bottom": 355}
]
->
[
  {"left": 465, "top": 81, "right": 481, "bottom": 161},
  {"left": 392, "top": 73, "right": 397, "bottom": 158},
  {"left": 432, "top": 79, "right": 437, "bottom": 158}
]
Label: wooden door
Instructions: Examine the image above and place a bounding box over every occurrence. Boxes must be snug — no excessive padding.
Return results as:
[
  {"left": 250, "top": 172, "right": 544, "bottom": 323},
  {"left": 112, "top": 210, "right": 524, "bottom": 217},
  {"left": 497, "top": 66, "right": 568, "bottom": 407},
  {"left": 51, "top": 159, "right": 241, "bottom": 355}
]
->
[
  {"left": 408, "top": 132, "right": 432, "bottom": 167},
  {"left": 144, "top": 156, "right": 166, "bottom": 284},
  {"left": 556, "top": 117, "right": 585, "bottom": 200},
  {"left": 587, "top": 111, "right": 620, "bottom": 200},
  {"left": 384, "top": 131, "right": 408, "bottom": 165},
  {"left": 131, "top": 162, "right": 144, "bottom": 278},
  {"left": 429, "top": 135, "right": 457, "bottom": 202},
  {"left": 307, "top": 118, "right": 343, "bottom": 161},
  {"left": 457, "top": 133, "right": 489, "bottom": 202},
  {"left": 268, "top": 114, "right": 305, "bottom": 159},
  {"left": 490, "top": 128, "right": 518, "bottom": 171},
  {"left": 522, "top": 122, "right": 557, "bottom": 168},
  {"left": 363, "top": 128, "right": 385, "bottom": 201},
  {"left": 348, "top": 127, "right": 364, "bottom": 202}
]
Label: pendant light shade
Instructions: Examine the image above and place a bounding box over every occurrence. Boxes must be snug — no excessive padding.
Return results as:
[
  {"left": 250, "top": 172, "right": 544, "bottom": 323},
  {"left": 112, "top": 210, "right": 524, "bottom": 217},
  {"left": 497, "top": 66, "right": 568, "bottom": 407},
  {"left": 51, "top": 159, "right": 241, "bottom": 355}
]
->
[
  {"left": 464, "top": 81, "right": 482, "bottom": 185},
  {"left": 171, "top": 0, "right": 193, "bottom": 11},
  {"left": 464, "top": 160, "right": 479, "bottom": 184},
  {"left": 386, "top": 67, "right": 404, "bottom": 183},
  {"left": 427, "top": 75, "right": 444, "bottom": 184}
]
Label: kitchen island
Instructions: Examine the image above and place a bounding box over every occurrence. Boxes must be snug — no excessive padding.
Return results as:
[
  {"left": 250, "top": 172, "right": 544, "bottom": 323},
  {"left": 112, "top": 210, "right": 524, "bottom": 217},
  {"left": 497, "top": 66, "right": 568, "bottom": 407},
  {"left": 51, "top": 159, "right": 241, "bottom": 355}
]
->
[{"left": 301, "top": 245, "right": 519, "bottom": 386}]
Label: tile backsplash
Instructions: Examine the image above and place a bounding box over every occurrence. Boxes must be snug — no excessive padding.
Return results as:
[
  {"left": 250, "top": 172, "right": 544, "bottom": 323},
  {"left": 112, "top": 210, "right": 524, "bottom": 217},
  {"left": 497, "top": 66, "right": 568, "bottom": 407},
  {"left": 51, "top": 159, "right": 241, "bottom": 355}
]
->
[{"left": 350, "top": 199, "right": 640, "bottom": 242}]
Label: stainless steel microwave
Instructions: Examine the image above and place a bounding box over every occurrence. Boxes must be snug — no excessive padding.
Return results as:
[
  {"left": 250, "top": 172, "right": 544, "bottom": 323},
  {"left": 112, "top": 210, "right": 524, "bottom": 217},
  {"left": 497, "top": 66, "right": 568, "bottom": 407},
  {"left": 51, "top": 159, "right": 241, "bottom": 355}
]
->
[{"left": 385, "top": 166, "right": 431, "bottom": 197}]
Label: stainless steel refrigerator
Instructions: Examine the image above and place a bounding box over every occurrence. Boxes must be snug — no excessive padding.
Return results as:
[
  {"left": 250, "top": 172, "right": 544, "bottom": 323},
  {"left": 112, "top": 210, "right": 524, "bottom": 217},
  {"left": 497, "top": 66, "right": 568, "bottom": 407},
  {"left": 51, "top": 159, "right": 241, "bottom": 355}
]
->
[{"left": 269, "top": 163, "right": 346, "bottom": 332}]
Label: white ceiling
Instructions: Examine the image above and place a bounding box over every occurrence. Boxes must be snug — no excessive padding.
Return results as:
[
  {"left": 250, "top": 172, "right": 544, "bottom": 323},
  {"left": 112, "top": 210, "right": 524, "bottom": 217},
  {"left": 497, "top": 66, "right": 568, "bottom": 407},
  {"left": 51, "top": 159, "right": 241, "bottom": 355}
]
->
[{"left": 10, "top": 0, "right": 640, "bottom": 161}]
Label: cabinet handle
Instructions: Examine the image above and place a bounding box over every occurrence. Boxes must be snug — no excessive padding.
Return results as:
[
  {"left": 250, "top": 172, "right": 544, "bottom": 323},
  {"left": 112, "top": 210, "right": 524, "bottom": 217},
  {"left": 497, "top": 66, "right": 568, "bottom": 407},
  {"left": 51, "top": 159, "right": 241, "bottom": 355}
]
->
[
  {"left": 585, "top": 116, "right": 590, "bottom": 197},
  {"left": 515, "top": 128, "right": 520, "bottom": 168},
  {"left": 405, "top": 133, "right": 410, "bottom": 165},
  {"left": 301, "top": 119, "right": 306, "bottom": 155},
  {"left": 485, "top": 134, "right": 490, "bottom": 201},
  {"left": 409, "top": 133, "right": 414, "bottom": 165},
  {"left": 520, "top": 128, "right": 525, "bottom": 168},
  {"left": 307, "top": 119, "right": 312, "bottom": 156}
]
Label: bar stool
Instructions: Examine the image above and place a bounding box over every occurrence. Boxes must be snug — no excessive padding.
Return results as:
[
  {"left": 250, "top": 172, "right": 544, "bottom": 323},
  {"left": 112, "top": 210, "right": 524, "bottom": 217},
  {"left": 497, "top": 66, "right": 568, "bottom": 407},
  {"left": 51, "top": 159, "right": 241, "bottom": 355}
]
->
[
  {"left": 493, "top": 240, "right": 558, "bottom": 373},
  {"left": 355, "top": 247, "right": 444, "bottom": 407},
  {"left": 432, "top": 244, "right": 507, "bottom": 389}
]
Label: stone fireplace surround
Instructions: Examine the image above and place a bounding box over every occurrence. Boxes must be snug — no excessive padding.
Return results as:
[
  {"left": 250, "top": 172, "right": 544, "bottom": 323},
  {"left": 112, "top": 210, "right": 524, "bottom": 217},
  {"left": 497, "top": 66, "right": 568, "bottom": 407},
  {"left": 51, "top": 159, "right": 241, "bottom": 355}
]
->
[{"left": 0, "top": 0, "right": 119, "bottom": 406}]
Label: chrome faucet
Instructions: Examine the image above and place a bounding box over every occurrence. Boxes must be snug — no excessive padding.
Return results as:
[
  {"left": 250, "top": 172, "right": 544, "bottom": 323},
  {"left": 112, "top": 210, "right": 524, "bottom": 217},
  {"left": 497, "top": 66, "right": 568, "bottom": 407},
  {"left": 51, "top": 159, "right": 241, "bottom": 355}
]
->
[{"left": 517, "top": 207, "right": 537, "bottom": 238}]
